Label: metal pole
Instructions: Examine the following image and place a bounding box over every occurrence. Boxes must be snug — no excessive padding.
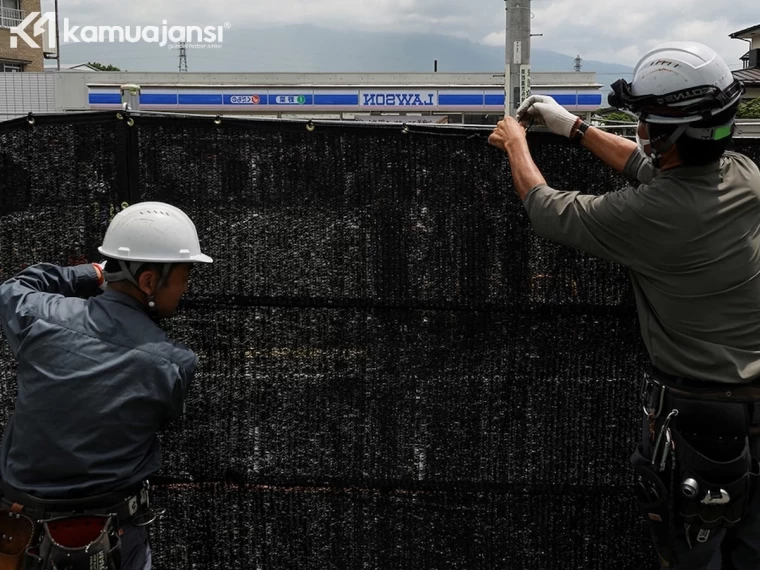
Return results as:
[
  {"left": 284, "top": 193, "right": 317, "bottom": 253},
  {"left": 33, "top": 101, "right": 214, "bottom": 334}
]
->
[
  {"left": 55, "top": 0, "right": 60, "bottom": 71},
  {"left": 504, "top": 1, "right": 509, "bottom": 116},
  {"left": 504, "top": 0, "right": 531, "bottom": 117}
]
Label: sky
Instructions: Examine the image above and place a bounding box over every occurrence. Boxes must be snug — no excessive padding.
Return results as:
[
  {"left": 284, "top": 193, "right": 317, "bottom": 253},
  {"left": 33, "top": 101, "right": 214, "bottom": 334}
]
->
[{"left": 40, "top": 0, "right": 756, "bottom": 71}]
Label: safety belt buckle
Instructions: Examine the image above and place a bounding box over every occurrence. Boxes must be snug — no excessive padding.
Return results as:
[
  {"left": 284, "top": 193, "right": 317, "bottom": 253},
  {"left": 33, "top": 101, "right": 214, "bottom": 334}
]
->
[
  {"left": 126, "top": 481, "right": 151, "bottom": 518},
  {"left": 641, "top": 375, "right": 665, "bottom": 418},
  {"left": 140, "top": 485, "right": 149, "bottom": 510},
  {"left": 132, "top": 482, "right": 164, "bottom": 529}
]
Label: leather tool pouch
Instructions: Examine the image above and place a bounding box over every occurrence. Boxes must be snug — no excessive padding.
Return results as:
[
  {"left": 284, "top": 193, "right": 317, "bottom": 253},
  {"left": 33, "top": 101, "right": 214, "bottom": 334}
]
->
[
  {"left": 24, "top": 515, "right": 121, "bottom": 570},
  {"left": 0, "top": 508, "right": 35, "bottom": 570}
]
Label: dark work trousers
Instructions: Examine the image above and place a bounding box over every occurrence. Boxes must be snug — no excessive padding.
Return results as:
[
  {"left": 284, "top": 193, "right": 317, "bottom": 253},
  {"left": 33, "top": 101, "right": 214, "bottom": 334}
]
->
[
  {"left": 638, "top": 415, "right": 760, "bottom": 569},
  {"left": 119, "top": 524, "right": 152, "bottom": 570}
]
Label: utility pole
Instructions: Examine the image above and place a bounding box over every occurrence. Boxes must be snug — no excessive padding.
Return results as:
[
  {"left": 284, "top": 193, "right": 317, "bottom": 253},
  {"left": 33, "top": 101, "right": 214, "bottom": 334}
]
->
[
  {"left": 41, "top": 1, "right": 61, "bottom": 70},
  {"left": 504, "top": 0, "right": 532, "bottom": 117},
  {"left": 55, "top": 0, "right": 60, "bottom": 70},
  {"left": 179, "top": 42, "right": 188, "bottom": 72}
]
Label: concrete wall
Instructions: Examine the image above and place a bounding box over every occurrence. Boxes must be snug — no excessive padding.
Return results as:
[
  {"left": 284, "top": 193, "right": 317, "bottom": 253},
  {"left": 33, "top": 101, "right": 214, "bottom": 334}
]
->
[
  {"left": 745, "top": 85, "right": 760, "bottom": 100},
  {"left": 0, "top": 71, "right": 605, "bottom": 121},
  {"left": 0, "top": 72, "right": 55, "bottom": 118},
  {"left": 57, "top": 71, "right": 600, "bottom": 88},
  {"left": 56, "top": 71, "right": 603, "bottom": 114}
]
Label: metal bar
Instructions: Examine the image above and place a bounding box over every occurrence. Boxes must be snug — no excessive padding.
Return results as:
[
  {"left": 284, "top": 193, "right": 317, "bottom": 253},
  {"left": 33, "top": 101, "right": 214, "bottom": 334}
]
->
[
  {"left": 2, "top": 110, "right": 760, "bottom": 131},
  {"left": 55, "top": 0, "right": 60, "bottom": 71}
]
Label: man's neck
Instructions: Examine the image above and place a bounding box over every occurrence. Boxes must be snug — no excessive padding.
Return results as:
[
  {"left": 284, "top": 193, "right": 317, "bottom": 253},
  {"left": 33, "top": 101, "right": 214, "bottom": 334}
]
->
[
  {"left": 657, "top": 149, "right": 682, "bottom": 172},
  {"left": 107, "top": 283, "right": 146, "bottom": 306}
]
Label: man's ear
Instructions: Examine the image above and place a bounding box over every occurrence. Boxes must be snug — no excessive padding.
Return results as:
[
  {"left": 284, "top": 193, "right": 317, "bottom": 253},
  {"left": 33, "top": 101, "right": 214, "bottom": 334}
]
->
[{"left": 137, "top": 268, "right": 157, "bottom": 297}]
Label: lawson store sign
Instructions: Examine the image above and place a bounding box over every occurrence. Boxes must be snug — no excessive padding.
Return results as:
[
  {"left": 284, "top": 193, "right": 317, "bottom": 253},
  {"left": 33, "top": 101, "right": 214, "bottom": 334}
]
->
[{"left": 87, "top": 86, "right": 603, "bottom": 112}]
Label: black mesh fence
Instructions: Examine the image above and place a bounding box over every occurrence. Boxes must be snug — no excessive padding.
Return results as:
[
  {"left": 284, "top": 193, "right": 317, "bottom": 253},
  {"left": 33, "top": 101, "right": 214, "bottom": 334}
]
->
[{"left": 1, "top": 111, "right": 759, "bottom": 569}]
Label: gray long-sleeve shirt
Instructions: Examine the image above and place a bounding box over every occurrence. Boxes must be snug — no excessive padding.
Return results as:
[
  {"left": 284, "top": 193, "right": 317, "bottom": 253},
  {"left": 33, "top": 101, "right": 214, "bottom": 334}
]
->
[
  {"left": 524, "top": 149, "right": 760, "bottom": 384},
  {"left": 0, "top": 263, "right": 196, "bottom": 498}
]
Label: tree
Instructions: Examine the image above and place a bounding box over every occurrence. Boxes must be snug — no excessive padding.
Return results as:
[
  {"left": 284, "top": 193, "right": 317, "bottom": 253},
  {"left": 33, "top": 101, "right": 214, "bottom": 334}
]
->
[
  {"left": 737, "top": 98, "right": 760, "bottom": 119},
  {"left": 600, "top": 111, "right": 636, "bottom": 123},
  {"left": 593, "top": 108, "right": 636, "bottom": 136},
  {"left": 87, "top": 62, "right": 121, "bottom": 71},
  {"left": 594, "top": 108, "right": 636, "bottom": 124}
]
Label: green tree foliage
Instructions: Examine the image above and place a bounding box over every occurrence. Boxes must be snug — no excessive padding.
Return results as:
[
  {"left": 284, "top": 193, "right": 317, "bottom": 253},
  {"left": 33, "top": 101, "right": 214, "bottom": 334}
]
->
[
  {"left": 87, "top": 62, "right": 121, "bottom": 71},
  {"left": 737, "top": 98, "right": 760, "bottom": 119}
]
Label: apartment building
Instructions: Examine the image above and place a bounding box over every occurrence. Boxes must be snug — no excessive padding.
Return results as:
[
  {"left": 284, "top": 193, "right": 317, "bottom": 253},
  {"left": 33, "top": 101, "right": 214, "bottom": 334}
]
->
[{"left": 0, "top": 0, "right": 44, "bottom": 72}]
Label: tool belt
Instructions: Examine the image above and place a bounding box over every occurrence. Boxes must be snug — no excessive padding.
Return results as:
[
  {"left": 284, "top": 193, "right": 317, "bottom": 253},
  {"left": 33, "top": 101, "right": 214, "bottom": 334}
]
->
[
  {"left": 0, "top": 481, "right": 152, "bottom": 525},
  {"left": 24, "top": 514, "right": 121, "bottom": 570},
  {"left": 633, "top": 367, "right": 760, "bottom": 567},
  {"left": 0, "top": 481, "right": 158, "bottom": 570}
]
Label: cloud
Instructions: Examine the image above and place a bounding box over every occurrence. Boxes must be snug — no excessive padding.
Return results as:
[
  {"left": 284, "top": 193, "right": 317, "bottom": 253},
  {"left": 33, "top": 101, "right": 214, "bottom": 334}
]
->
[
  {"left": 41, "top": 0, "right": 756, "bottom": 69},
  {"left": 479, "top": 0, "right": 754, "bottom": 68},
  {"left": 481, "top": 32, "right": 505, "bottom": 47}
]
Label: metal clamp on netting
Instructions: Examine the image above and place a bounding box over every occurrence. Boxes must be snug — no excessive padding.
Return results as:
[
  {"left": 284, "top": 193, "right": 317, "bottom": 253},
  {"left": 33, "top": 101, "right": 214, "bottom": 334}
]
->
[
  {"left": 306, "top": 120, "right": 316, "bottom": 132},
  {"left": 115, "top": 110, "right": 135, "bottom": 127},
  {"left": 26, "top": 112, "right": 35, "bottom": 126}
]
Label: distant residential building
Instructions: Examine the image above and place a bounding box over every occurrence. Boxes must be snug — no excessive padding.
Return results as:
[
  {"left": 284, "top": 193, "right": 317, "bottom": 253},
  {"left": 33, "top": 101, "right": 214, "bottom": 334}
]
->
[
  {"left": 730, "top": 24, "right": 760, "bottom": 100},
  {"left": 0, "top": 0, "right": 44, "bottom": 72},
  {"left": 44, "top": 63, "right": 103, "bottom": 72}
]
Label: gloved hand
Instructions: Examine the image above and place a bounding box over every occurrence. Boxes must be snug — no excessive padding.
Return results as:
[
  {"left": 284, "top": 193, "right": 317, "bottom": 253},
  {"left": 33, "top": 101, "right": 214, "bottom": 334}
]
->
[{"left": 516, "top": 95, "right": 580, "bottom": 139}]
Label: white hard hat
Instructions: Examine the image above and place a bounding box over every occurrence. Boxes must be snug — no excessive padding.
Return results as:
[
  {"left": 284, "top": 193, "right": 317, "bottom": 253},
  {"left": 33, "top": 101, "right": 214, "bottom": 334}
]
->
[
  {"left": 98, "top": 202, "right": 213, "bottom": 264},
  {"left": 609, "top": 41, "right": 745, "bottom": 128}
]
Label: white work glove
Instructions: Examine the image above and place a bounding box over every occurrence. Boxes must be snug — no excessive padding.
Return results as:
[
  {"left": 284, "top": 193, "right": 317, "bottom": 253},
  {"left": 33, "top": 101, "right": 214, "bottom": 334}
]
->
[{"left": 516, "top": 95, "right": 579, "bottom": 139}]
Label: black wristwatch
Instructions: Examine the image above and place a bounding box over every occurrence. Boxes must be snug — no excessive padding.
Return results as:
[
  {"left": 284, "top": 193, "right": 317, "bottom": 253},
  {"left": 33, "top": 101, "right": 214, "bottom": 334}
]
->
[{"left": 571, "top": 120, "right": 590, "bottom": 143}]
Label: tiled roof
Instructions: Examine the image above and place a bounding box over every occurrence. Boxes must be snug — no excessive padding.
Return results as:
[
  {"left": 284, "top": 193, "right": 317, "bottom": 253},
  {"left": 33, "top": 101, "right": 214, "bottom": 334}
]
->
[{"left": 734, "top": 68, "right": 760, "bottom": 86}]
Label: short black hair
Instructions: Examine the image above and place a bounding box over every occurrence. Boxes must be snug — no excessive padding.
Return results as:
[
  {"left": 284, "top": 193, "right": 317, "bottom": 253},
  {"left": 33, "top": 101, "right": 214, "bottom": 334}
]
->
[{"left": 648, "top": 103, "right": 739, "bottom": 166}]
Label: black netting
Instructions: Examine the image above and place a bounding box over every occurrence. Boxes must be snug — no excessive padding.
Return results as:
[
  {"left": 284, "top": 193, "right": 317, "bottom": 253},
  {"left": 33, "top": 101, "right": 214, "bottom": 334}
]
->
[{"left": 1, "top": 111, "right": 759, "bottom": 569}]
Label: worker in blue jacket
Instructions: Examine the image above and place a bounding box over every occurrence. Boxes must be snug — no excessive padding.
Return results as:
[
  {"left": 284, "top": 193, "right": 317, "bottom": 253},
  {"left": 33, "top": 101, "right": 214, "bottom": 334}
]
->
[{"left": 0, "top": 202, "right": 212, "bottom": 570}]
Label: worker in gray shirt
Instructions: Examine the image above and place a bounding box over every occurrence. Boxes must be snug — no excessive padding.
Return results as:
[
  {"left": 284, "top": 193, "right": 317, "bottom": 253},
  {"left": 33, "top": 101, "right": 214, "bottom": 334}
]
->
[
  {"left": 489, "top": 41, "right": 760, "bottom": 569},
  {"left": 0, "top": 202, "right": 212, "bottom": 570}
]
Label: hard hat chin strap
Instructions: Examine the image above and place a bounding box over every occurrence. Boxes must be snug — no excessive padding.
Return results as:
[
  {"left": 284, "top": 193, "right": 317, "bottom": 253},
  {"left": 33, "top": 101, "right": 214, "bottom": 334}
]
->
[
  {"left": 645, "top": 123, "right": 689, "bottom": 168},
  {"left": 103, "top": 260, "right": 143, "bottom": 289},
  {"left": 104, "top": 260, "right": 173, "bottom": 316}
]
